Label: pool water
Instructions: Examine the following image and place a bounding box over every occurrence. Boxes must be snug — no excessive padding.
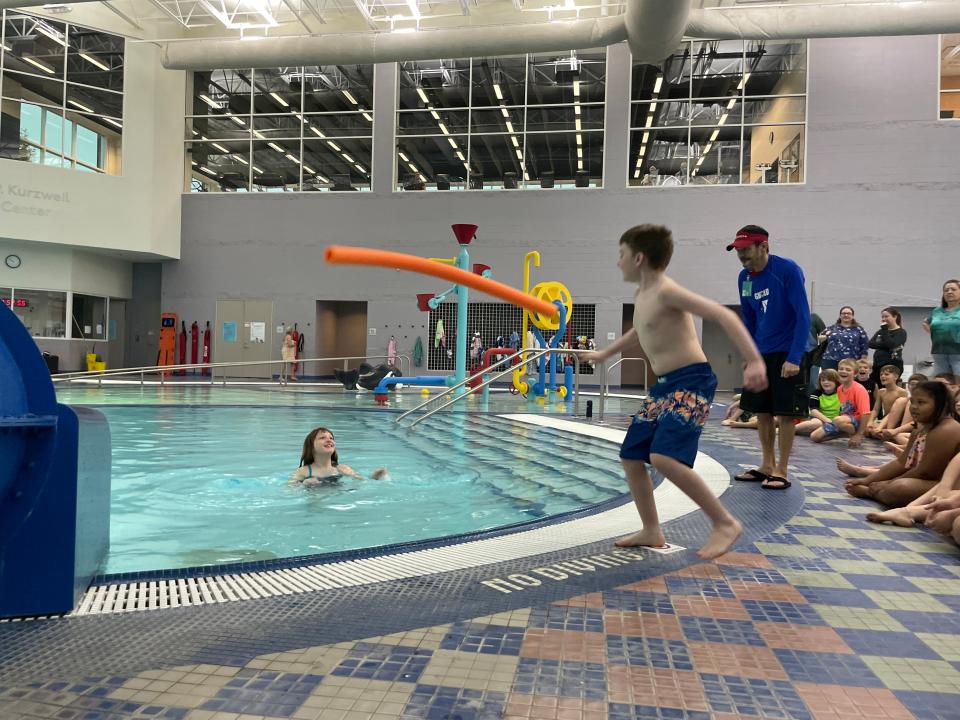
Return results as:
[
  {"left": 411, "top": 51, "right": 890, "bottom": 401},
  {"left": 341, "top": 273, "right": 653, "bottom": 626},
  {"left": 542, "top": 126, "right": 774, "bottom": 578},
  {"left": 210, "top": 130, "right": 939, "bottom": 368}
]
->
[{"left": 65, "top": 390, "right": 630, "bottom": 575}]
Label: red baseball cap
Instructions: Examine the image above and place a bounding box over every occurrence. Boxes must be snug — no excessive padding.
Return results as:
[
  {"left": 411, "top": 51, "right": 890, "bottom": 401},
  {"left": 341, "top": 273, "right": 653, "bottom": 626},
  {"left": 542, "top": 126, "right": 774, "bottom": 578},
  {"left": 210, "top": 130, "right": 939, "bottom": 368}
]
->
[{"left": 726, "top": 229, "right": 769, "bottom": 251}]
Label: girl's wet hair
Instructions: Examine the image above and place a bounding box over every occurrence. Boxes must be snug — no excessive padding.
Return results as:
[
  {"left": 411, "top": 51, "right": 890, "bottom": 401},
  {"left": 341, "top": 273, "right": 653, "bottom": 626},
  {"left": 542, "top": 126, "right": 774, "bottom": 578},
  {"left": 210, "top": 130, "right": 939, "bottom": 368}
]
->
[
  {"left": 913, "top": 381, "right": 959, "bottom": 425},
  {"left": 300, "top": 427, "right": 339, "bottom": 467}
]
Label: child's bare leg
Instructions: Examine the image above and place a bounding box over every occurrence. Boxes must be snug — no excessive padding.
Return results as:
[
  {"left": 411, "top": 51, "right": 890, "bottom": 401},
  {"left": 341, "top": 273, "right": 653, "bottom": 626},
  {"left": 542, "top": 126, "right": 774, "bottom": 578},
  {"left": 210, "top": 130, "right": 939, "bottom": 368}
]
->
[
  {"left": 866, "top": 506, "right": 926, "bottom": 526},
  {"left": 886, "top": 397, "right": 907, "bottom": 429},
  {"left": 836, "top": 458, "right": 874, "bottom": 477},
  {"left": 869, "top": 471, "right": 959, "bottom": 525},
  {"left": 795, "top": 419, "right": 821, "bottom": 436},
  {"left": 650, "top": 453, "right": 742, "bottom": 560},
  {"left": 615, "top": 459, "right": 665, "bottom": 549},
  {"left": 871, "top": 477, "right": 938, "bottom": 508},
  {"left": 952, "top": 514, "right": 960, "bottom": 544}
]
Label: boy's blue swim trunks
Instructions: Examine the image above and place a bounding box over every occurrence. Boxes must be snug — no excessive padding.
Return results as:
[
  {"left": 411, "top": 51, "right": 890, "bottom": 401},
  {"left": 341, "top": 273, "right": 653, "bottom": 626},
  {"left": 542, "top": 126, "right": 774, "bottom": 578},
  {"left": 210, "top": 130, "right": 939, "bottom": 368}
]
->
[{"left": 619, "top": 362, "right": 717, "bottom": 468}]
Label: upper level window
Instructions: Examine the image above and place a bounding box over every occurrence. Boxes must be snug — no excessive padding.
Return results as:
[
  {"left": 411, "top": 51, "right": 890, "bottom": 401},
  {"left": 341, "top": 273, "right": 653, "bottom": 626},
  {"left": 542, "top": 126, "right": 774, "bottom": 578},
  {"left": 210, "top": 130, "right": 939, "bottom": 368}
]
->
[
  {"left": 941, "top": 34, "right": 960, "bottom": 119},
  {"left": 396, "top": 49, "right": 606, "bottom": 191},
  {"left": 630, "top": 39, "right": 806, "bottom": 187},
  {"left": 186, "top": 65, "right": 374, "bottom": 192},
  {"left": 0, "top": 11, "right": 123, "bottom": 174}
]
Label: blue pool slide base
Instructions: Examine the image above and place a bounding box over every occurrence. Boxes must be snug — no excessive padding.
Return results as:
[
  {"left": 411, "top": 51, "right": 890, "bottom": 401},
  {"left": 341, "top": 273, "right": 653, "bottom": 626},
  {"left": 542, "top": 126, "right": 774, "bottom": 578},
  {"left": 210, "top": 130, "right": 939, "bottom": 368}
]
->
[{"left": 0, "top": 302, "right": 111, "bottom": 619}]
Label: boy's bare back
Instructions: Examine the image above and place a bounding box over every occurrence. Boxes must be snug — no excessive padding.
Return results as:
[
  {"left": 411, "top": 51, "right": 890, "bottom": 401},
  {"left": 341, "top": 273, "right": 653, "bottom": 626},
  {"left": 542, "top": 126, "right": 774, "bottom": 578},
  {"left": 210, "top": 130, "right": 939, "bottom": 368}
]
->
[{"left": 631, "top": 275, "right": 709, "bottom": 377}]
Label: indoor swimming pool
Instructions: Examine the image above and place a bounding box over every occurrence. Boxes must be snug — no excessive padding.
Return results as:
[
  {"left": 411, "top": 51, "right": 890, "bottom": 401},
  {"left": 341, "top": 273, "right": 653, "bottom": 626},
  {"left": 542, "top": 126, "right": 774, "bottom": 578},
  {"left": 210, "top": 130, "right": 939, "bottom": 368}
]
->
[{"left": 54, "top": 385, "right": 637, "bottom": 575}]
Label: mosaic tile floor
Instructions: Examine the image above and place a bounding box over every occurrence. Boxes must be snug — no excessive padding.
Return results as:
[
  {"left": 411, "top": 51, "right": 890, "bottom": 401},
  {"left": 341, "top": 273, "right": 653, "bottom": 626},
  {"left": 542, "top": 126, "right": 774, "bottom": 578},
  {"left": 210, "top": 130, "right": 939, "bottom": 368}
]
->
[{"left": 2, "top": 413, "right": 960, "bottom": 719}]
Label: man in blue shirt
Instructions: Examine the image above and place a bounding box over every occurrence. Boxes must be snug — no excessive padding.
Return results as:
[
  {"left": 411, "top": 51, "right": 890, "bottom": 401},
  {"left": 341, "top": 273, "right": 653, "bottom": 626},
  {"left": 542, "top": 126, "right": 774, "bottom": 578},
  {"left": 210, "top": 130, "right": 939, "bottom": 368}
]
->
[{"left": 728, "top": 225, "right": 811, "bottom": 490}]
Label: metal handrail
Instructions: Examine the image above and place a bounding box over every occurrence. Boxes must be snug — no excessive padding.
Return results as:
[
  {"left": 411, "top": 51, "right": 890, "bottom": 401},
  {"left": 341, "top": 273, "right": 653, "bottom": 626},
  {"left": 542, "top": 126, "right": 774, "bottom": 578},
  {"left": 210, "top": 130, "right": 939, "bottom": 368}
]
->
[
  {"left": 396, "top": 349, "right": 528, "bottom": 423},
  {"left": 603, "top": 356, "right": 649, "bottom": 397},
  {"left": 401, "top": 348, "right": 593, "bottom": 428},
  {"left": 51, "top": 354, "right": 411, "bottom": 386}
]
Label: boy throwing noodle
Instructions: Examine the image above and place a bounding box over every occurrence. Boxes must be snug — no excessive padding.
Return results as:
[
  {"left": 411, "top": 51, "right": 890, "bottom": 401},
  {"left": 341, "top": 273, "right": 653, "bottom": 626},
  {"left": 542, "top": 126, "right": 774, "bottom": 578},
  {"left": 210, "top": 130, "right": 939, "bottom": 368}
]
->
[{"left": 584, "top": 225, "right": 768, "bottom": 559}]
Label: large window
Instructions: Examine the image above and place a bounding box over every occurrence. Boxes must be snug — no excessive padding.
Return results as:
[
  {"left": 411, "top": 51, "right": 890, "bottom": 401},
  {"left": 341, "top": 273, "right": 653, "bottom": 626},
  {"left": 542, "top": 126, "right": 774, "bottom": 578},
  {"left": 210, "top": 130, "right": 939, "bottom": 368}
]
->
[
  {"left": 396, "top": 50, "right": 606, "bottom": 191},
  {"left": 0, "top": 11, "right": 123, "bottom": 174},
  {"left": 630, "top": 39, "right": 806, "bottom": 187},
  {"left": 941, "top": 34, "right": 960, "bottom": 119},
  {"left": 187, "top": 65, "right": 374, "bottom": 192},
  {"left": 4, "top": 288, "right": 67, "bottom": 337}
]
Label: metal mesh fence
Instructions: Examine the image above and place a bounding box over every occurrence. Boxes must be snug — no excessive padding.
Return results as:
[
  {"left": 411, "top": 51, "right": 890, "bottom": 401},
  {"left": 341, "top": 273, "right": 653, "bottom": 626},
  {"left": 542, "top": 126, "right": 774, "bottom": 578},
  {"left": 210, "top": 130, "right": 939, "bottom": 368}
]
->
[{"left": 427, "top": 302, "right": 596, "bottom": 374}]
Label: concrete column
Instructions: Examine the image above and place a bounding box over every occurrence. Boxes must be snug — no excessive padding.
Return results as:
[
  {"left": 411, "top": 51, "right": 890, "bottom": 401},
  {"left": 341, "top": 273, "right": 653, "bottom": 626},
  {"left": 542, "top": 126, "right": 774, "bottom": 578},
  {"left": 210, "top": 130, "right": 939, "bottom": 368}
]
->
[
  {"left": 372, "top": 62, "right": 399, "bottom": 194},
  {"left": 602, "top": 42, "right": 631, "bottom": 191}
]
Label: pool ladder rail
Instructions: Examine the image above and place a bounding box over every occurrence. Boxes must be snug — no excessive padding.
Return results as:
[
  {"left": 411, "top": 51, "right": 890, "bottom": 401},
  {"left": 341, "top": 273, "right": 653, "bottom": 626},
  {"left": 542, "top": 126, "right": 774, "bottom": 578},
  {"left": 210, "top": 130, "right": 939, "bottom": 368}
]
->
[{"left": 397, "top": 347, "right": 604, "bottom": 426}]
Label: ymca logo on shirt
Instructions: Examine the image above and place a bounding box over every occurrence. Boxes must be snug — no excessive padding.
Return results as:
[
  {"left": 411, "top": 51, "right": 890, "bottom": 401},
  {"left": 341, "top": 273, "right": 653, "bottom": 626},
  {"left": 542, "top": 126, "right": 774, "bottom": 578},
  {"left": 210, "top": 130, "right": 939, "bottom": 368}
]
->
[{"left": 753, "top": 288, "right": 770, "bottom": 313}]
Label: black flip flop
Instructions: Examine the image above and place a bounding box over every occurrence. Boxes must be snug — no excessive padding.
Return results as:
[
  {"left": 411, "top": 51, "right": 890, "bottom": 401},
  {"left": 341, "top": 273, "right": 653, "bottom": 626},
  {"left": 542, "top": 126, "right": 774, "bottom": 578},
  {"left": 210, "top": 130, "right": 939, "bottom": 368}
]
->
[
  {"left": 762, "top": 476, "right": 791, "bottom": 490},
  {"left": 734, "top": 469, "right": 769, "bottom": 482}
]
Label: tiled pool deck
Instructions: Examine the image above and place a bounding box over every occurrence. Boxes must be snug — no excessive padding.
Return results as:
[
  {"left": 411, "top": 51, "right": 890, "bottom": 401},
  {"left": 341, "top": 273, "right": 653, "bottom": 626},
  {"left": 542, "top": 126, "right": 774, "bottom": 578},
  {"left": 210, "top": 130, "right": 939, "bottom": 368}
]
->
[{"left": 2, "top": 402, "right": 959, "bottom": 720}]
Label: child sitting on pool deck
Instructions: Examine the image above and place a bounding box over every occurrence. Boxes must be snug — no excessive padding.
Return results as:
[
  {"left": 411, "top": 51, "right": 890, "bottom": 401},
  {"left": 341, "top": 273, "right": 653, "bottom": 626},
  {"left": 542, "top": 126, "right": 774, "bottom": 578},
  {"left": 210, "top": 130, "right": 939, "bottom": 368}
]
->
[
  {"left": 290, "top": 426, "right": 388, "bottom": 487},
  {"left": 582, "top": 224, "right": 767, "bottom": 560}
]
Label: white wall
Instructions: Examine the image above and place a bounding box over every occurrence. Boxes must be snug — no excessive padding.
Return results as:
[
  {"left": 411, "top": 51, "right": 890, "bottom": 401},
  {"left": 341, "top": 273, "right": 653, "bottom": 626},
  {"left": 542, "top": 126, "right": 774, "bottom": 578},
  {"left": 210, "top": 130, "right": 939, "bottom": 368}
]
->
[{"left": 0, "top": 43, "right": 185, "bottom": 260}]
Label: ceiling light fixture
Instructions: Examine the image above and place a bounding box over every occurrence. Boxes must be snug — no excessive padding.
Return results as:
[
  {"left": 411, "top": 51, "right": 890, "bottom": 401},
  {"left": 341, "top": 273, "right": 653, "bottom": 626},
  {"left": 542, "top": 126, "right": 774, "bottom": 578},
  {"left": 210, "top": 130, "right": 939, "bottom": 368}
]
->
[
  {"left": 68, "top": 99, "right": 94, "bottom": 113},
  {"left": 103, "top": 118, "right": 122, "bottom": 129},
  {"left": 505, "top": 121, "right": 514, "bottom": 134},
  {"left": 354, "top": 164, "right": 365, "bottom": 173},
  {"left": 303, "top": 164, "right": 315, "bottom": 174},
  {"left": 229, "top": 115, "right": 246, "bottom": 126},
  {"left": 430, "top": 109, "right": 440, "bottom": 121},
  {"left": 198, "top": 0, "right": 276, "bottom": 29},
  {"left": 405, "top": 0, "right": 420, "bottom": 18},
  {"left": 212, "top": 142, "right": 229, "bottom": 153},
  {"left": 253, "top": 165, "right": 263, "bottom": 173},
  {"left": 342, "top": 153, "right": 355, "bottom": 163},
  {"left": 399, "top": 152, "right": 410, "bottom": 162},
  {"left": 362, "top": 112, "right": 373, "bottom": 122},
  {"left": 268, "top": 142, "right": 284, "bottom": 152},
  {"left": 79, "top": 52, "right": 111, "bottom": 72},
  {"left": 416, "top": 87, "right": 429, "bottom": 103},
  {"left": 310, "top": 126, "right": 325, "bottom": 137},
  {"left": 573, "top": 79, "right": 580, "bottom": 97},
  {"left": 285, "top": 153, "right": 299, "bottom": 162},
  {"left": 653, "top": 75, "right": 663, "bottom": 94},
  {"left": 500, "top": 107, "right": 509, "bottom": 118},
  {"left": 35, "top": 22, "right": 67, "bottom": 46},
  {"left": 510, "top": 135, "right": 519, "bottom": 148},
  {"left": 493, "top": 84, "right": 503, "bottom": 100},
  {"left": 328, "top": 141, "right": 341, "bottom": 151},
  {"left": 342, "top": 90, "right": 358, "bottom": 105},
  {"left": 23, "top": 55, "right": 55, "bottom": 74},
  {"left": 448, "top": 138, "right": 457, "bottom": 148},
  {"left": 438, "top": 122, "right": 449, "bottom": 134},
  {"left": 199, "top": 94, "right": 219, "bottom": 109},
  {"left": 270, "top": 92, "right": 288, "bottom": 107}
]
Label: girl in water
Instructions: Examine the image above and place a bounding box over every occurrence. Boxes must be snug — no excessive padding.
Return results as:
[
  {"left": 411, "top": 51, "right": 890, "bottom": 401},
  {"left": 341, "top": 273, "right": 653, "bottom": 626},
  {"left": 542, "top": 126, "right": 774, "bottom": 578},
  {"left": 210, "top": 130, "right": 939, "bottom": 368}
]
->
[{"left": 289, "top": 427, "right": 388, "bottom": 487}]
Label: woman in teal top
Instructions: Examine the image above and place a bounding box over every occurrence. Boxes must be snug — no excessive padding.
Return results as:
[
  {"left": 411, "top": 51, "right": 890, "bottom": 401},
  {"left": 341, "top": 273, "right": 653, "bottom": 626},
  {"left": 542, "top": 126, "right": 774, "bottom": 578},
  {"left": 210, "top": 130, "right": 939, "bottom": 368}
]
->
[{"left": 923, "top": 279, "right": 960, "bottom": 376}]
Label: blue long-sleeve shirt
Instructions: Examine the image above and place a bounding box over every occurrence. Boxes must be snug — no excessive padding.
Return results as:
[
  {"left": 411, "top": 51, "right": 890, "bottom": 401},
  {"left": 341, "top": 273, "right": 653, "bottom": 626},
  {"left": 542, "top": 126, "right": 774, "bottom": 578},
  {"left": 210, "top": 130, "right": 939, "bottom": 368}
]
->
[{"left": 737, "top": 255, "right": 811, "bottom": 366}]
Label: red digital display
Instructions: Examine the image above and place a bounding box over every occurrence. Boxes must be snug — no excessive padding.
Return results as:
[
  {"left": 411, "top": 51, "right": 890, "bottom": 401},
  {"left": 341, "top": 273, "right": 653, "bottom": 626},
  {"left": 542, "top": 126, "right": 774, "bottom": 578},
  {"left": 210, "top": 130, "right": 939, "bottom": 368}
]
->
[{"left": 2, "top": 298, "right": 29, "bottom": 308}]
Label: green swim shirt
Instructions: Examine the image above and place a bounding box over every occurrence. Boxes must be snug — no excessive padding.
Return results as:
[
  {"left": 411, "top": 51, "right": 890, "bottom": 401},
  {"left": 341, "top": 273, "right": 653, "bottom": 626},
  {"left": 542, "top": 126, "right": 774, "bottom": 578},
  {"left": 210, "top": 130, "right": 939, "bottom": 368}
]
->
[{"left": 818, "top": 392, "right": 841, "bottom": 420}]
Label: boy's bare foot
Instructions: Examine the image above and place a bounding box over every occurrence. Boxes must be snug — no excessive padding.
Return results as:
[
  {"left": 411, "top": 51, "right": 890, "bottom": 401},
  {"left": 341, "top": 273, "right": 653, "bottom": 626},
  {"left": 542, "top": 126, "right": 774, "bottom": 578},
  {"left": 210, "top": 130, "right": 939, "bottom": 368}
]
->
[
  {"left": 698, "top": 519, "right": 743, "bottom": 560},
  {"left": 883, "top": 441, "right": 902, "bottom": 455},
  {"left": 845, "top": 481, "right": 872, "bottom": 498},
  {"left": 836, "top": 458, "right": 868, "bottom": 478},
  {"left": 866, "top": 508, "right": 915, "bottom": 527},
  {"left": 614, "top": 528, "right": 666, "bottom": 548}
]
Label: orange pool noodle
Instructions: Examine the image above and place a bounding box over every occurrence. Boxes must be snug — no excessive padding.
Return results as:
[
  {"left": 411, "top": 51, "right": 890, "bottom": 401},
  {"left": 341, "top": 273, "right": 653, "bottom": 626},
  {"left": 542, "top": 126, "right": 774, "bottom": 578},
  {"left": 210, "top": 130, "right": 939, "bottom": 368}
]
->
[{"left": 325, "top": 246, "right": 559, "bottom": 319}]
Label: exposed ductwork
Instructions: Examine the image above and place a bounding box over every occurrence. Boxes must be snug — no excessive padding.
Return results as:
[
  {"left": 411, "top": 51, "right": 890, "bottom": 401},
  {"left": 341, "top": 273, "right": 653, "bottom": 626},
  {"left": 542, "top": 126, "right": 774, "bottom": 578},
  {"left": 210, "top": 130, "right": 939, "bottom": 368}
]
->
[
  {"left": 155, "top": 0, "right": 960, "bottom": 71},
  {"left": 624, "top": 0, "right": 690, "bottom": 65},
  {"left": 687, "top": 1, "right": 960, "bottom": 40},
  {"left": 160, "top": 16, "right": 627, "bottom": 70}
]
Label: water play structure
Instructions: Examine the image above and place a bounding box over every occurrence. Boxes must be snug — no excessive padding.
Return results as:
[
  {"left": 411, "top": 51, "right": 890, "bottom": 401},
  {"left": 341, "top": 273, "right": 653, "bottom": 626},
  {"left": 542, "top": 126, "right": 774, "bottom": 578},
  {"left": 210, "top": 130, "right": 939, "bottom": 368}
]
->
[
  {"left": 325, "top": 223, "right": 575, "bottom": 403},
  {"left": 0, "top": 301, "right": 111, "bottom": 619}
]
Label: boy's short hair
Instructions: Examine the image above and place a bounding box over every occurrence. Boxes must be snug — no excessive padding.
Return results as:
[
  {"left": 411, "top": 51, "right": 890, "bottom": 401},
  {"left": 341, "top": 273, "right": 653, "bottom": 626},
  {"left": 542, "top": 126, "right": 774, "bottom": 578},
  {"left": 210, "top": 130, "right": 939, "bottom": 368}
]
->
[
  {"left": 857, "top": 358, "right": 872, "bottom": 366},
  {"left": 818, "top": 369, "right": 841, "bottom": 387},
  {"left": 837, "top": 358, "right": 858, "bottom": 371},
  {"left": 935, "top": 372, "right": 957, "bottom": 385},
  {"left": 620, "top": 224, "right": 673, "bottom": 271},
  {"left": 879, "top": 364, "right": 902, "bottom": 378},
  {"left": 908, "top": 373, "right": 928, "bottom": 384}
]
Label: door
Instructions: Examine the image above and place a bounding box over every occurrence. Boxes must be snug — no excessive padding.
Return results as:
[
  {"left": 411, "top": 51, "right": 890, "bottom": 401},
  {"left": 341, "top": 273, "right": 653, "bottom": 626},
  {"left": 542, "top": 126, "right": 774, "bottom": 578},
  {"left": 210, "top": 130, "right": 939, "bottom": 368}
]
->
[
  {"left": 316, "top": 301, "right": 368, "bottom": 377},
  {"left": 620, "top": 304, "right": 657, "bottom": 388},
  {"left": 701, "top": 305, "right": 745, "bottom": 391},
  {"left": 215, "top": 299, "right": 274, "bottom": 378}
]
